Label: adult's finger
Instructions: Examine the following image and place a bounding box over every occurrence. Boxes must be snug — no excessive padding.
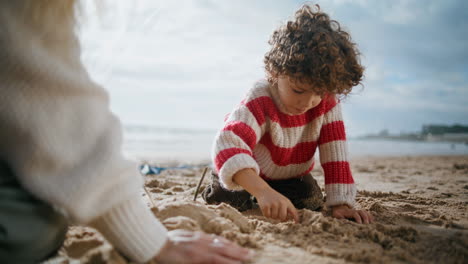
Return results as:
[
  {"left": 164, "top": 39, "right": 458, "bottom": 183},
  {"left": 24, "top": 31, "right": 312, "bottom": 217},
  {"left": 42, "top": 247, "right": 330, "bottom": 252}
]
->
[
  {"left": 209, "top": 254, "right": 243, "bottom": 264},
  {"left": 196, "top": 234, "right": 251, "bottom": 263},
  {"left": 194, "top": 232, "right": 215, "bottom": 244},
  {"left": 214, "top": 239, "right": 253, "bottom": 261}
]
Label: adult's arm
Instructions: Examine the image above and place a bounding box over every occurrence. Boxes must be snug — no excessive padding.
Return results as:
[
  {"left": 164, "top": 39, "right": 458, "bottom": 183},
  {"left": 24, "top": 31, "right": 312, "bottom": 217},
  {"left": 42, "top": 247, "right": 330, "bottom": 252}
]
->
[{"left": 0, "top": 3, "right": 166, "bottom": 262}]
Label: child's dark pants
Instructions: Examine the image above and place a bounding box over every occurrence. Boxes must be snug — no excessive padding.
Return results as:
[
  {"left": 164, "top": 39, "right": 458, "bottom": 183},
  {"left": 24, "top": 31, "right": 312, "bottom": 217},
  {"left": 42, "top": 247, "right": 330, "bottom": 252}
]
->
[
  {"left": 202, "top": 172, "right": 324, "bottom": 212},
  {"left": 0, "top": 160, "right": 68, "bottom": 264}
]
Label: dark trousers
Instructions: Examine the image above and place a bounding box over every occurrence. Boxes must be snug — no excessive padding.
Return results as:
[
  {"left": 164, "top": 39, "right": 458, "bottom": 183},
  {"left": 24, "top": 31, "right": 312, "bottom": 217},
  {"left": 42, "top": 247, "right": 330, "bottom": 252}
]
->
[
  {"left": 202, "top": 172, "right": 324, "bottom": 212},
  {"left": 0, "top": 161, "right": 68, "bottom": 264}
]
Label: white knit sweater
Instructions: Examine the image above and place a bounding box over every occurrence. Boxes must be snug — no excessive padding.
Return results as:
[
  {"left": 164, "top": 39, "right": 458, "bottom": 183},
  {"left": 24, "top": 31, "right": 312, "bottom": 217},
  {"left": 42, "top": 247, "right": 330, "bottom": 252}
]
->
[{"left": 0, "top": 2, "right": 166, "bottom": 262}]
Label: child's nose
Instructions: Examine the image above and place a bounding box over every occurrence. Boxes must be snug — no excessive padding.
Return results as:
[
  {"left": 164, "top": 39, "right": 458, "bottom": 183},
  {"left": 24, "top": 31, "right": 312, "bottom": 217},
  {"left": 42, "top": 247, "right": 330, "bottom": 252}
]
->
[{"left": 306, "top": 97, "right": 319, "bottom": 107}]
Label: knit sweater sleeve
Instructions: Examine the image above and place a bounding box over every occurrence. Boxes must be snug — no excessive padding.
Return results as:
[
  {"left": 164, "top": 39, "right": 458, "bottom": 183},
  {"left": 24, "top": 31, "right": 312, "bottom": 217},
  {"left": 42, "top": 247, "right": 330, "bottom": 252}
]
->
[
  {"left": 0, "top": 5, "right": 166, "bottom": 262},
  {"left": 212, "top": 95, "right": 265, "bottom": 191},
  {"left": 318, "top": 100, "right": 356, "bottom": 208}
]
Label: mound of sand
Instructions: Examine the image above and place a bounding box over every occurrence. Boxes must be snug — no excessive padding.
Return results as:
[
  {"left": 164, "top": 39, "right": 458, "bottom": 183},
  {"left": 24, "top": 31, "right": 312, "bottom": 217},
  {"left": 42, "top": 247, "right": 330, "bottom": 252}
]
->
[{"left": 43, "top": 155, "right": 468, "bottom": 264}]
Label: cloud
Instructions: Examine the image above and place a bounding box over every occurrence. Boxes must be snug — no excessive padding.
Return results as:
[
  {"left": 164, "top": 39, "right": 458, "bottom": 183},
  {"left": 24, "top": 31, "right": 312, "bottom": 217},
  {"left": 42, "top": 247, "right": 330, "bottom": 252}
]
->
[
  {"left": 314, "top": 0, "right": 468, "bottom": 134},
  {"left": 79, "top": 0, "right": 468, "bottom": 136}
]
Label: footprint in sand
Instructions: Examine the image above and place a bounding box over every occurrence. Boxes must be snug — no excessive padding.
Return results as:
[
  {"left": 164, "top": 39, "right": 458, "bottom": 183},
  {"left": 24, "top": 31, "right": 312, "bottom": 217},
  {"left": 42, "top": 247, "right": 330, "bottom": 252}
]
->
[
  {"left": 453, "top": 163, "right": 468, "bottom": 170},
  {"left": 146, "top": 179, "right": 181, "bottom": 189},
  {"left": 170, "top": 186, "right": 185, "bottom": 192},
  {"left": 375, "top": 165, "right": 386, "bottom": 170},
  {"left": 356, "top": 166, "right": 375, "bottom": 173},
  {"left": 435, "top": 193, "right": 456, "bottom": 198},
  {"left": 148, "top": 187, "right": 165, "bottom": 193}
]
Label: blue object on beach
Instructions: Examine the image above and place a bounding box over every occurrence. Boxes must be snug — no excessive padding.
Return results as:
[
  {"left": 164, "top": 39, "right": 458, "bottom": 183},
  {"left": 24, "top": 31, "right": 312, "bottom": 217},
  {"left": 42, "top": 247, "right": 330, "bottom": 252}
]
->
[{"left": 139, "top": 164, "right": 206, "bottom": 175}]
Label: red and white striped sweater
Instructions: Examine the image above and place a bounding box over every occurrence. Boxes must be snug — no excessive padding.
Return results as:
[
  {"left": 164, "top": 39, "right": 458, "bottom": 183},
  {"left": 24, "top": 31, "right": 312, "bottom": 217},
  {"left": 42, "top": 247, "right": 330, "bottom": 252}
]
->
[{"left": 212, "top": 80, "right": 356, "bottom": 207}]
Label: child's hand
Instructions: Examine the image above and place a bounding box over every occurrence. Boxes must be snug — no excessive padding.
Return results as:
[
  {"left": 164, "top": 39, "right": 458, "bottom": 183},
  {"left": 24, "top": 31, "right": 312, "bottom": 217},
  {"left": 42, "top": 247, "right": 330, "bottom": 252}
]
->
[
  {"left": 256, "top": 189, "right": 299, "bottom": 223},
  {"left": 331, "top": 204, "right": 374, "bottom": 224}
]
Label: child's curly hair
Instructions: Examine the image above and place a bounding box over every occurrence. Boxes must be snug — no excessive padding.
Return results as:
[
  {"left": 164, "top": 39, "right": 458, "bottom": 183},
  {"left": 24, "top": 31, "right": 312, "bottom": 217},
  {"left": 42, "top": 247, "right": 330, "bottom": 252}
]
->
[{"left": 264, "top": 4, "right": 364, "bottom": 96}]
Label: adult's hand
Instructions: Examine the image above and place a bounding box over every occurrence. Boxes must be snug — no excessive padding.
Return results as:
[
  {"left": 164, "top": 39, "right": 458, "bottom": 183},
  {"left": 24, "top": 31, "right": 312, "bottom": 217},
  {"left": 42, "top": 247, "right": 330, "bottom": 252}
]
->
[{"left": 152, "top": 230, "right": 254, "bottom": 264}]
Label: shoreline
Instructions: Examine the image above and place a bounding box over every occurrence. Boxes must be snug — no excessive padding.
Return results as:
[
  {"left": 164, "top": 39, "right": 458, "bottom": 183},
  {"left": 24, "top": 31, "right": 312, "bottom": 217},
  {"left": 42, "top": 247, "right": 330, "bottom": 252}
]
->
[{"left": 123, "top": 139, "right": 468, "bottom": 164}]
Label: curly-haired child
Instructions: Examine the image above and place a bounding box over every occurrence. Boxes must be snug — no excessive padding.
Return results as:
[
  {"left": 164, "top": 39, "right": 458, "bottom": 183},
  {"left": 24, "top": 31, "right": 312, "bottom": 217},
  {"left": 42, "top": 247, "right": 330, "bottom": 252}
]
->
[{"left": 203, "top": 4, "right": 374, "bottom": 224}]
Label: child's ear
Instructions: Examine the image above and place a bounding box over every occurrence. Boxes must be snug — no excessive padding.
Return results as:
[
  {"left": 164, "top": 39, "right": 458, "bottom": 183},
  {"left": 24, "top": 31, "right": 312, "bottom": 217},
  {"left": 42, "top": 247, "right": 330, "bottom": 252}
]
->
[
  {"left": 272, "top": 77, "right": 278, "bottom": 84},
  {"left": 268, "top": 73, "right": 279, "bottom": 85}
]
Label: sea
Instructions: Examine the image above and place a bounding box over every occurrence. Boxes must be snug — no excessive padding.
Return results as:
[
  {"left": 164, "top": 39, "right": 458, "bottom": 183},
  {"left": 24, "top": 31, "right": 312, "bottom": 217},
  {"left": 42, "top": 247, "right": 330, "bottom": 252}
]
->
[{"left": 121, "top": 124, "right": 468, "bottom": 162}]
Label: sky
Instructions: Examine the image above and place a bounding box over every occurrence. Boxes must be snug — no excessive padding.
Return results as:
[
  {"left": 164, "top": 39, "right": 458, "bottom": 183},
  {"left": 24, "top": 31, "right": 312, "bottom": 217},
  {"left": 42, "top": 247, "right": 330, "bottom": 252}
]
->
[{"left": 78, "top": 0, "right": 468, "bottom": 137}]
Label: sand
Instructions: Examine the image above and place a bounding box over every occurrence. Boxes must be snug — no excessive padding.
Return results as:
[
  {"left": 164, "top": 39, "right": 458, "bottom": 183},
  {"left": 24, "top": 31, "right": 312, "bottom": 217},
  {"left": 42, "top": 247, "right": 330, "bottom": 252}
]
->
[{"left": 43, "top": 155, "right": 468, "bottom": 264}]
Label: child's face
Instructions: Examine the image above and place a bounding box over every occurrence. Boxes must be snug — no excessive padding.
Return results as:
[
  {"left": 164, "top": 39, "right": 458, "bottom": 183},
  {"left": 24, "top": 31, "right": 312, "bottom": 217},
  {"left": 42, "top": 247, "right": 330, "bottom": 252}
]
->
[{"left": 277, "top": 76, "right": 322, "bottom": 115}]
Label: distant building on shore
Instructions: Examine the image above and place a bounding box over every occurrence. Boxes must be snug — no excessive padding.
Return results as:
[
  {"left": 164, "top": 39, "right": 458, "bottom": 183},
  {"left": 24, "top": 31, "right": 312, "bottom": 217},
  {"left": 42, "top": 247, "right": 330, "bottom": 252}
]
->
[{"left": 361, "top": 124, "right": 468, "bottom": 143}]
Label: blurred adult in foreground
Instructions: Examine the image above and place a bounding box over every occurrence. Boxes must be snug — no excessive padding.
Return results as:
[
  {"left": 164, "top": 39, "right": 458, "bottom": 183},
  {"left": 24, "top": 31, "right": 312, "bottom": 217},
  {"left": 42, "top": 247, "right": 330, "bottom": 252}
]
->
[{"left": 0, "top": 1, "right": 253, "bottom": 263}]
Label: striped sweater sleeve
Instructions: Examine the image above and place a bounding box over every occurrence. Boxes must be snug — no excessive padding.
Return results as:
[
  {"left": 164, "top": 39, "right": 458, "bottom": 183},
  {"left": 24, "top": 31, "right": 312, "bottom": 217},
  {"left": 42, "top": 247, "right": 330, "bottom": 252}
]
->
[
  {"left": 212, "top": 104, "right": 263, "bottom": 191},
  {"left": 318, "top": 100, "right": 356, "bottom": 208}
]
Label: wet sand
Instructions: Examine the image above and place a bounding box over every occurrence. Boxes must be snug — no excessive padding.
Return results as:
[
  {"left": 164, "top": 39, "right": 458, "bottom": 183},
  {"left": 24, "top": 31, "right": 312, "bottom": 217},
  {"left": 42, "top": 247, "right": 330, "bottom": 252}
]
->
[{"left": 44, "top": 155, "right": 468, "bottom": 264}]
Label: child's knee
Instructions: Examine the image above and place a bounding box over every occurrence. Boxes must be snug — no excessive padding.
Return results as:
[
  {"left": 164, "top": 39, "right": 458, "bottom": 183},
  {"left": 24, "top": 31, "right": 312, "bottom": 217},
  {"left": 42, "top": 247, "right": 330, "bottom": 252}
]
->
[
  {"left": 202, "top": 173, "right": 253, "bottom": 211},
  {"left": 298, "top": 175, "right": 324, "bottom": 210}
]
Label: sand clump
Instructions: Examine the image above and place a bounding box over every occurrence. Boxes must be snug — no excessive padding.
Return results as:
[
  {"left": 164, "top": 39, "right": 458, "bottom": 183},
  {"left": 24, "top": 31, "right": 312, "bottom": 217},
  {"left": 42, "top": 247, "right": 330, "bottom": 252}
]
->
[{"left": 44, "top": 155, "right": 468, "bottom": 264}]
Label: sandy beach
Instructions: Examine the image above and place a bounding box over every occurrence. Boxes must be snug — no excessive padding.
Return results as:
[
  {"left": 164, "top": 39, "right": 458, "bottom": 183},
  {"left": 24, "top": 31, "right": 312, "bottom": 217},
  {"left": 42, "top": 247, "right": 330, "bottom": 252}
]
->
[{"left": 43, "top": 155, "right": 468, "bottom": 264}]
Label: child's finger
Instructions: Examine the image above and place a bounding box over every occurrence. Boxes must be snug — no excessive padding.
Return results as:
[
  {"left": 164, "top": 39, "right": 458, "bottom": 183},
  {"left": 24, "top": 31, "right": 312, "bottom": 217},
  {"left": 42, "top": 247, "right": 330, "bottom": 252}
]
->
[
  {"left": 352, "top": 211, "right": 362, "bottom": 224},
  {"left": 332, "top": 211, "right": 345, "bottom": 219},
  {"left": 270, "top": 204, "right": 279, "bottom": 220},
  {"left": 366, "top": 211, "right": 374, "bottom": 223},
  {"left": 287, "top": 206, "right": 299, "bottom": 223},
  {"left": 358, "top": 210, "right": 370, "bottom": 224},
  {"left": 278, "top": 204, "right": 288, "bottom": 221},
  {"left": 261, "top": 205, "right": 271, "bottom": 219}
]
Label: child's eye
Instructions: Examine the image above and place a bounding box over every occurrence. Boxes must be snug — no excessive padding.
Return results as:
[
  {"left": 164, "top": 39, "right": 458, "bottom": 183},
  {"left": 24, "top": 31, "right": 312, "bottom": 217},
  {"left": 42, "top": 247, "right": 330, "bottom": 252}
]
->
[{"left": 292, "top": 89, "right": 304, "bottom": 94}]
